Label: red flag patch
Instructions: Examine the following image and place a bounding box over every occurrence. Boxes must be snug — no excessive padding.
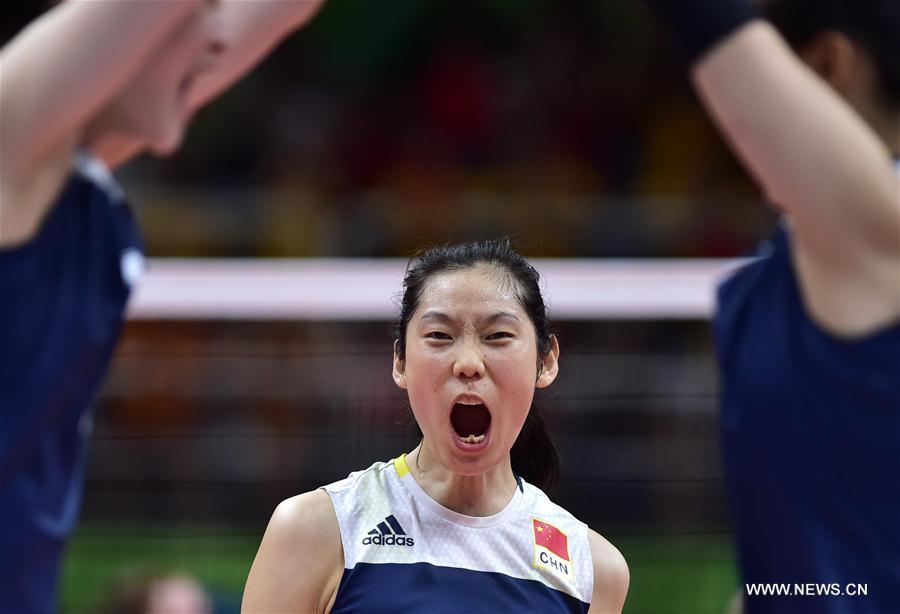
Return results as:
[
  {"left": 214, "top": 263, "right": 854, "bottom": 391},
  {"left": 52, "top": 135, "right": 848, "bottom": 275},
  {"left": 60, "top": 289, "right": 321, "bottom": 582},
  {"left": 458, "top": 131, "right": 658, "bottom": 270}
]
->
[{"left": 533, "top": 518, "right": 569, "bottom": 561}]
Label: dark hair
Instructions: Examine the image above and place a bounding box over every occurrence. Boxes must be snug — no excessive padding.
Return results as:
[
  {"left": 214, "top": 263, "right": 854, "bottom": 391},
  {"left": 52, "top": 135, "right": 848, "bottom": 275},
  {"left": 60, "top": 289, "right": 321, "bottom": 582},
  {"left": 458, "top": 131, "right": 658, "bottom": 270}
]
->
[
  {"left": 761, "top": 0, "right": 900, "bottom": 107},
  {"left": 394, "top": 239, "right": 560, "bottom": 488}
]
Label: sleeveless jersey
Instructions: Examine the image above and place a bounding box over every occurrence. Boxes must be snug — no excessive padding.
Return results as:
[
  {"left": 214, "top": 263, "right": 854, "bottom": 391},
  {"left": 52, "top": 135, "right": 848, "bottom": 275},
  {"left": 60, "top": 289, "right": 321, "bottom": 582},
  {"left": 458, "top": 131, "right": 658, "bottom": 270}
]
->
[
  {"left": 0, "top": 151, "right": 143, "bottom": 614},
  {"left": 714, "top": 213, "right": 900, "bottom": 611},
  {"left": 323, "top": 456, "right": 594, "bottom": 613}
]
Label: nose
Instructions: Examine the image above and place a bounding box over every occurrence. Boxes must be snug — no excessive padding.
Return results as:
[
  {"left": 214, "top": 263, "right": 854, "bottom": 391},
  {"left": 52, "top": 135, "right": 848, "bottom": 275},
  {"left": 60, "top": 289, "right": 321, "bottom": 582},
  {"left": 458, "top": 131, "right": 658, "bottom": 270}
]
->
[
  {"left": 208, "top": 39, "right": 227, "bottom": 57},
  {"left": 196, "top": 32, "right": 227, "bottom": 74},
  {"left": 453, "top": 340, "right": 484, "bottom": 380},
  {"left": 204, "top": 5, "right": 229, "bottom": 60}
]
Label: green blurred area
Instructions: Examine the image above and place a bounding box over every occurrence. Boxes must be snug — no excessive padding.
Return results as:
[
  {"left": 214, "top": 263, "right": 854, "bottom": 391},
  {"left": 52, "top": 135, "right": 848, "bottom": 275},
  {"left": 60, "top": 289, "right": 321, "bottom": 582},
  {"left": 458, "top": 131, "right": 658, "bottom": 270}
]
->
[
  {"left": 62, "top": 524, "right": 258, "bottom": 613},
  {"left": 62, "top": 525, "right": 737, "bottom": 613},
  {"left": 621, "top": 535, "right": 738, "bottom": 614}
]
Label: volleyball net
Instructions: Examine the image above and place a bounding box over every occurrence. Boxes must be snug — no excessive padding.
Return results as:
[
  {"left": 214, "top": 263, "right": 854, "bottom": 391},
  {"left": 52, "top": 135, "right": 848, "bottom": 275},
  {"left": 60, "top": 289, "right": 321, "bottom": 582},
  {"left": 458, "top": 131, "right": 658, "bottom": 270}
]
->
[{"left": 71, "top": 258, "right": 745, "bottom": 613}]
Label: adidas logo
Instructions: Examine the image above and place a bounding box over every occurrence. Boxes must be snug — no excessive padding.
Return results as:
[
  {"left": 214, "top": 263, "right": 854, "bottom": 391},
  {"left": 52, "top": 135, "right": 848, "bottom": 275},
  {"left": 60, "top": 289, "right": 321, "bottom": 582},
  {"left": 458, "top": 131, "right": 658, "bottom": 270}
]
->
[{"left": 361, "top": 514, "right": 415, "bottom": 547}]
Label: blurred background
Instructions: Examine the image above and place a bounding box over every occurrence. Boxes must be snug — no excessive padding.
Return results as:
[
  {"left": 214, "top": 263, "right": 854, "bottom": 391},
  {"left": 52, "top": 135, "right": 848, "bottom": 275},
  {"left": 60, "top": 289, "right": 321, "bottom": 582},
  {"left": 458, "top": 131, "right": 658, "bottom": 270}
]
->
[{"left": 5, "top": 0, "right": 780, "bottom": 611}]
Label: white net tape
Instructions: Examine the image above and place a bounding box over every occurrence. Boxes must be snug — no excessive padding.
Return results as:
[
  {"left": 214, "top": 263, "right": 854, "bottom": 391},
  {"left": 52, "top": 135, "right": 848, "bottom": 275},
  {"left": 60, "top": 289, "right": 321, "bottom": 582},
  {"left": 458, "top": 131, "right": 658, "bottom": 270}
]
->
[{"left": 127, "top": 258, "right": 749, "bottom": 321}]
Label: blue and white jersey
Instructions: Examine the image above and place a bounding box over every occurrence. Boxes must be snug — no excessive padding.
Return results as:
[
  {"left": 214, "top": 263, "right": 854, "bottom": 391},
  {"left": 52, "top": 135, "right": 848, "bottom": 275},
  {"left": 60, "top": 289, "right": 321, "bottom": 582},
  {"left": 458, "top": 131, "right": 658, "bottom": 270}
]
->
[
  {"left": 0, "top": 150, "right": 143, "bottom": 614},
  {"left": 323, "top": 456, "right": 594, "bottom": 613}
]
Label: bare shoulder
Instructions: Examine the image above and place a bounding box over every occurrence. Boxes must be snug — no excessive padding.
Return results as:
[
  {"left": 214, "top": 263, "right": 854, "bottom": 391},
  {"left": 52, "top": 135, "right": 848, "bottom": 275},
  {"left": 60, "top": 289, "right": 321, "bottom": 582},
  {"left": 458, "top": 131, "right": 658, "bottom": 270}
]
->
[
  {"left": 242, "top": 489, "right": 344, "bottom": 614},
  {"left": 269, "top": 489, "right": 342, "bottom": 546},
  {"left": 586, "top": 529, "right": 629, "bottom": 614}
]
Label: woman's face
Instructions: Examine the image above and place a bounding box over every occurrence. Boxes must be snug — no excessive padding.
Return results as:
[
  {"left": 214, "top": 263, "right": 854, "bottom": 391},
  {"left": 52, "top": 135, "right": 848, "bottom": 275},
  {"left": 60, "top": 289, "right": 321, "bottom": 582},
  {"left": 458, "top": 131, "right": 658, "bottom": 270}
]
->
[
  {"left": 394, "top": 265, "right": 559, "bottom": 476},
  {"left": 106, "top": 1, "right": 227, "bottom": 155}
]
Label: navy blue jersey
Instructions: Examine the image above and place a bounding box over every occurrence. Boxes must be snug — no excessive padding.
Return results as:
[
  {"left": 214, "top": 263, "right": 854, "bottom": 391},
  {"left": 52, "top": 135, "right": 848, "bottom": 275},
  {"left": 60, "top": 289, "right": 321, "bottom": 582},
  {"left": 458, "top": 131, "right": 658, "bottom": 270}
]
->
[
  {"left": 0, "top": 151, "right": 143, "bottom": 614},
  {"left": 714, "top": 225, "right": 900, "bottom": 613}
]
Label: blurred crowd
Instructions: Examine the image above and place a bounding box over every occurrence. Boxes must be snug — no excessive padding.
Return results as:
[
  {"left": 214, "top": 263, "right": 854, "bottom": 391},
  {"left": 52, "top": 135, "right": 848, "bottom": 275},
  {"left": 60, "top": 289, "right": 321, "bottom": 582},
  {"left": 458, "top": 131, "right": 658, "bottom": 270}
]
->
[
  {"left": 3, "top": 0, "right": 777, "bottom": 259},
  {"left": 110, "top": 0, "right": 777, "bottom": 258}
]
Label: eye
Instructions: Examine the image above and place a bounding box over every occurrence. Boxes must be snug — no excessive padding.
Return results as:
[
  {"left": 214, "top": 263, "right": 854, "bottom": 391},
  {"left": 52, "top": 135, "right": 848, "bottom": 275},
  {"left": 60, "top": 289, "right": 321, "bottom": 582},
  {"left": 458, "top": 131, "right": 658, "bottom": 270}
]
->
[
  {"left": 425, "top": 331, "right": 452, "bottom": 340},
  {"left": 485, "top": 331, "right": 514, "bottom": 341}
]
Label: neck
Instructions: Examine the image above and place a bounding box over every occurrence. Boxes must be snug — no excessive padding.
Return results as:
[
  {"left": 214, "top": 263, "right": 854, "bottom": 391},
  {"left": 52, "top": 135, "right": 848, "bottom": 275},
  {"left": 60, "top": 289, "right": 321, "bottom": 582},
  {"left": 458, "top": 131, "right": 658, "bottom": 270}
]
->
[{"left": 407, "top": 442, "right": 519, "bottom": 517}]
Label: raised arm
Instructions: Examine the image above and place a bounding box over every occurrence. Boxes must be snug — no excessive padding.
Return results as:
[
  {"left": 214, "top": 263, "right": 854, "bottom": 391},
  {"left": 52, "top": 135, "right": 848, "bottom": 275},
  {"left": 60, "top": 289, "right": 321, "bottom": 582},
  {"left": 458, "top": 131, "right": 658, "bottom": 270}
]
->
[
  {"left": 242, "top": 490, "right": 344, "bottom": 613},
  {"left": 693, "top": 22, "right": 898, "bottom": 264},
  {"left": 1, "top": 1, "right": 325, "bottom": 246},
  {"left": 646, "top": 2, "right": 900, "bottom": 335},
  {"left": 0, "top": 1, "right": 202, "bottom": 183},
  {"left": 100, "top": 0, "right": 327, "bottom": 169},
  {"left": 0, "top": 1, "right": 204, "bottom": 245}
]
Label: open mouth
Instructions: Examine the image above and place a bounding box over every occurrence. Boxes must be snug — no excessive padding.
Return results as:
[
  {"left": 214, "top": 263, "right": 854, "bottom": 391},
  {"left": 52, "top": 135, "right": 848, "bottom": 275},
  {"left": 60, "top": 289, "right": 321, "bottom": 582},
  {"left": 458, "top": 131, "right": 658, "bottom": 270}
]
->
[{"left": 450, "top": 402, "right": 492, "bottom": 444}]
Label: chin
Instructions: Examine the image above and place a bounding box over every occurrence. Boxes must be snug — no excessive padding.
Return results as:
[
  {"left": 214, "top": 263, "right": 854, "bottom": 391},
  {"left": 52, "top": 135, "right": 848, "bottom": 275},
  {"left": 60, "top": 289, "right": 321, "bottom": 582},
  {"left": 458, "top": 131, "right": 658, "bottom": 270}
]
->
[
  {"left": 147, "top": 130, "right": 184, "bottom": 157},
  {"left": 144, "top": 110, "right": 187, "bottom": 157}
]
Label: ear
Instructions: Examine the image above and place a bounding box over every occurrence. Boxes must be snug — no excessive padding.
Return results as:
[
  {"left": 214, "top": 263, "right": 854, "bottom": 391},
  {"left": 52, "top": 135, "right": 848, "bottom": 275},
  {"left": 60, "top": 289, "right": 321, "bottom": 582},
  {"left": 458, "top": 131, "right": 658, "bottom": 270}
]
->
[
  {"left": 536, "top": 335, "right": 560, "bottom": 389},
  {"left": 392, "top": 341, "right": 407, "bottom": 389},
  {"left": 800, "top": 31, "right": 864, "bottom": 98}
]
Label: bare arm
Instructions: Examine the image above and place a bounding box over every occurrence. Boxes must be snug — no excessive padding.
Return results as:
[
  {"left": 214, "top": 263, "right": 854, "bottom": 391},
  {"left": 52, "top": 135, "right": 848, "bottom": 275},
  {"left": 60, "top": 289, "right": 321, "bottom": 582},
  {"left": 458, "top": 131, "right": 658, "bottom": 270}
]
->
[
  {"left": 0, "top": 1, "right": 203, "bottom": 245},
  {"left": 693, "top": 22, "right": 900, "bottom": 334},
  {"left": 242, "top": 489, "right": 344, "bottom": 614},
  {"left": 587, "top": 530, "right": 629, "bottom": 614},
  {"left": 102, "top": 0, "right": 327, "bottom": 169},
  {"left": 0, "top": 0, "right": 202, "bottom": 180}
]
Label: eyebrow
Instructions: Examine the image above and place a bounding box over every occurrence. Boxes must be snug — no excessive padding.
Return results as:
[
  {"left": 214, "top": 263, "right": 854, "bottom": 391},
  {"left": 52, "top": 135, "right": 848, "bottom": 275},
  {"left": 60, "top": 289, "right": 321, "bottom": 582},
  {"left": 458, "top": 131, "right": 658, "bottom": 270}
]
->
[{"left": 418, "top": 310, "right": 522, "bottom": 325}]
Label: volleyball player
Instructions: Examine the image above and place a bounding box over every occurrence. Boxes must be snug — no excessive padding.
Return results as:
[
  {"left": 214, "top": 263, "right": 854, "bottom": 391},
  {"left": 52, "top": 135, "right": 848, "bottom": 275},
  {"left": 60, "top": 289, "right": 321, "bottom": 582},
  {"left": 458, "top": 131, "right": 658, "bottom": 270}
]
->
[
  {"left": 0, "top": 2, "right": 324, "bottom": 611},
  {"left": 242, "top": 241, "right": 630, "bottom": 613},
  {"left": 644, "top": 0, "right": 899, "bottom": 611}
]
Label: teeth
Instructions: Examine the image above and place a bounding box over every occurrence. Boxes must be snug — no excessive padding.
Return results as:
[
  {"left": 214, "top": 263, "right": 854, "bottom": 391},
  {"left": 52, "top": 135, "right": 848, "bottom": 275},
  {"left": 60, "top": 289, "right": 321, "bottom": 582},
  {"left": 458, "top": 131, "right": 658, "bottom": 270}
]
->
[
  {"left": 461, "top": 434, "right": 485, "bottom": 444},
  {"left": 458, "top": 400, "right": 482, "bottom": 405}
]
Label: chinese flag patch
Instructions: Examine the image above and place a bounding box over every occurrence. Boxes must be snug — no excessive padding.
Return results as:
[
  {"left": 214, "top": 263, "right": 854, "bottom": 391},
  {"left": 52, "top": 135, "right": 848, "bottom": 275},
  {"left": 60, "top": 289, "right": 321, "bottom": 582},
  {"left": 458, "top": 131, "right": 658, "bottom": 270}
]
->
[{"left": 533, "top": 518, "right": 569, "bottom": 561}]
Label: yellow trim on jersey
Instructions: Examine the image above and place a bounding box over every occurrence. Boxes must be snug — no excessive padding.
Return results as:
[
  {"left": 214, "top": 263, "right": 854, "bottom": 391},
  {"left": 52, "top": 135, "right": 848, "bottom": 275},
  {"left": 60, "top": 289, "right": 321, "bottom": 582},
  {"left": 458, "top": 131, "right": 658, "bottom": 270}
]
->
[{"left": 393, "top": 454, "right": 411, "bottom": 478}]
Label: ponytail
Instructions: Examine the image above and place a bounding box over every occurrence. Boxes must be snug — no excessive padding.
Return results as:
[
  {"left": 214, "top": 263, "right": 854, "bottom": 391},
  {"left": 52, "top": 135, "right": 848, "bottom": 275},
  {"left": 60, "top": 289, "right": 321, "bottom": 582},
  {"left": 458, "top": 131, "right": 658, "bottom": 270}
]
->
[{"left": 511, "top": 403, "right": 559, "bottom": 489}]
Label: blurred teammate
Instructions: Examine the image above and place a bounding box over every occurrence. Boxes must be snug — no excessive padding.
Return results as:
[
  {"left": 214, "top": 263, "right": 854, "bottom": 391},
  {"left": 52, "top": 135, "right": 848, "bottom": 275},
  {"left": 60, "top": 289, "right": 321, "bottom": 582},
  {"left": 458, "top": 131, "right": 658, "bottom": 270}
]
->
[
  {"left": 99, "top": 570, "right": 213, "bottom": 614},
  {"left": 644, "top": 0, "right": 900, "bottom": 611},
  {"left": 242, "top": 241, "right": 629, "bottom": 613},
  {"left": 0, "top": 1, "right": 324, "bottom": 611}
]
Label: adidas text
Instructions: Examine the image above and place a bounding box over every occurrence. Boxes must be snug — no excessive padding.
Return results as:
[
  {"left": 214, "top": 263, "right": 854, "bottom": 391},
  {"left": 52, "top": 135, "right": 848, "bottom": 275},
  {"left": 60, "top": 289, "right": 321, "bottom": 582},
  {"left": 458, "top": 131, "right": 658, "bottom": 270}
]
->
[{"left": 362, "top": 534, "right": 415, "bottom": 547}]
